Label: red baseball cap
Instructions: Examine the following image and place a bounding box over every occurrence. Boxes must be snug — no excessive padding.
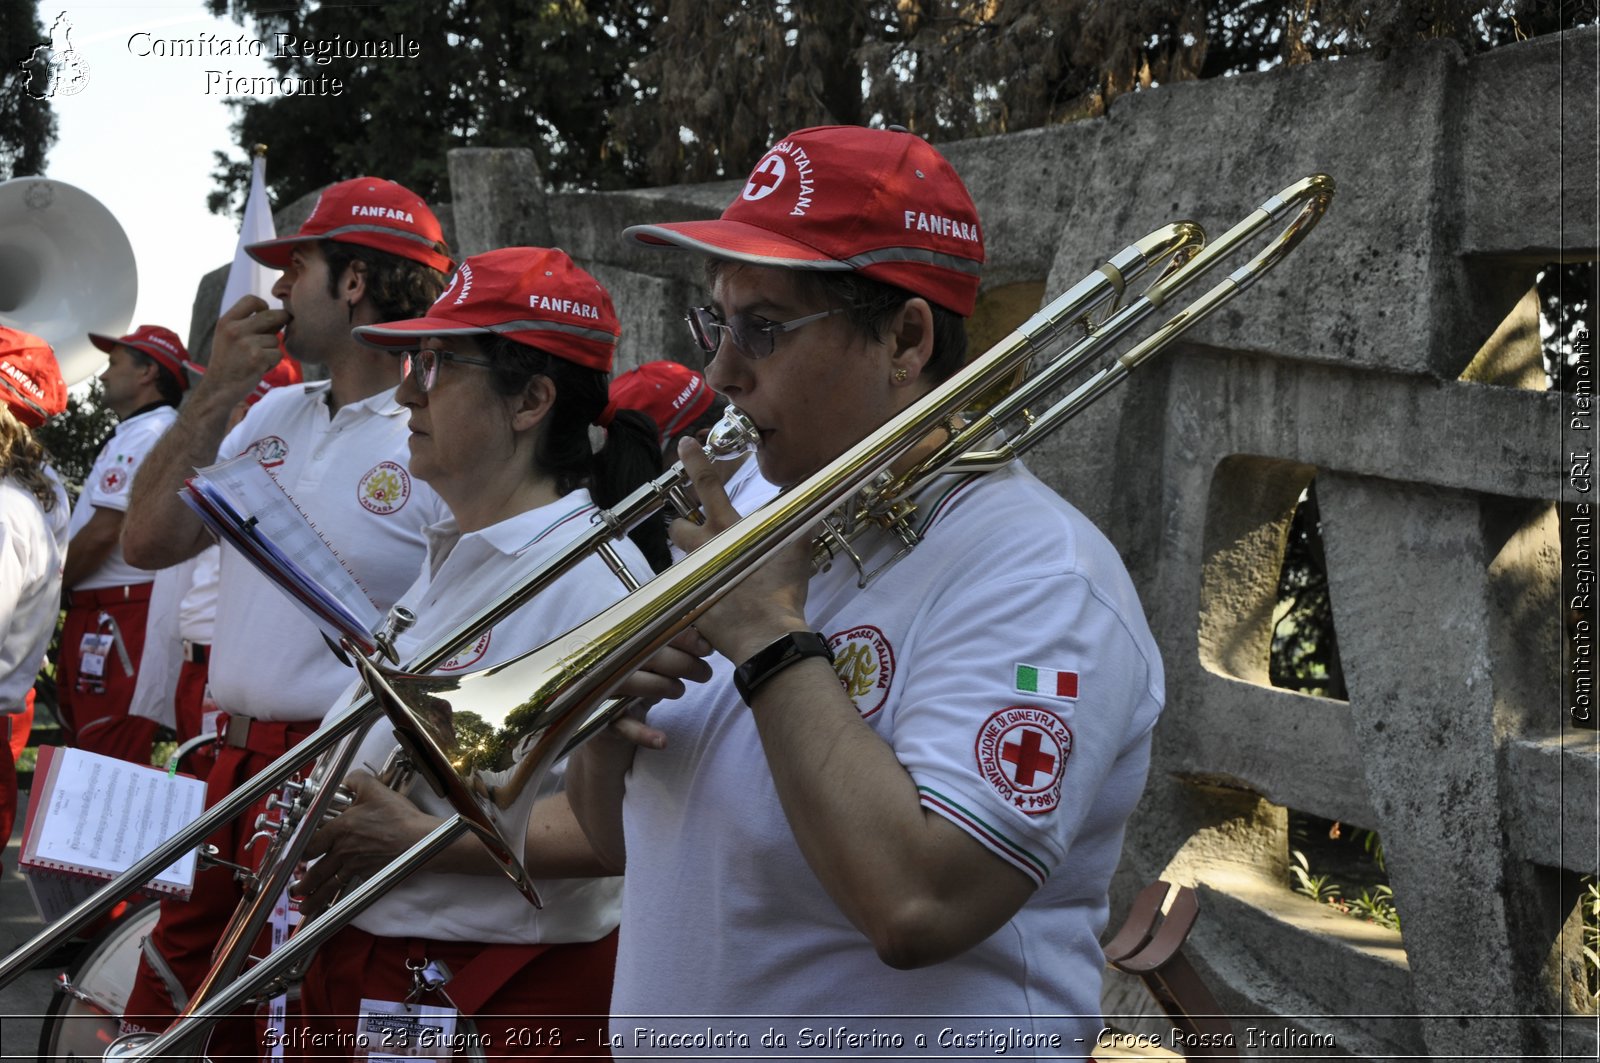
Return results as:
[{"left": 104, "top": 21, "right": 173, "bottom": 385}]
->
[
  {"left": 610, "top": 360, "right": 716, "bottom": 446},
  {"left": 246, "top": 176, "right": 452, "bottom": 274},
  {"left": 352, "top": 247, "right": 620, "bottom": 373},
  {"left": 88, "top": 324, "right": 191, "bottom": 391},
  {"left": 623, "top": 126, "right": 985, "bottom": 317},
  {"left": 181, "top": 350, "right": 303, "bottom": 405},
  {"left": 0, "top": 327, "right": 67, "bottom": 427},
  {"left": 251, "top": 353, "right": 305, "bottom": 404}
]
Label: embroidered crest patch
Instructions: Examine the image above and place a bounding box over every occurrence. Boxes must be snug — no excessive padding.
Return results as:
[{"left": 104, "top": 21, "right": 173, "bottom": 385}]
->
[
  {"left": 242, "top": 435, "right": 289, "bottom": 469},
  {"left": 99, "top": 467, "right": 127, "bottom": 493},
  {"left": 440, "top": 631, "right": 491, "bottom": 672},
  {"left": 827, "top": 624, "right": 895, "bottom": 718},
  {"left": 975, "top": 706, "right": 1072, "bottom": 816},
  {"left": 358, "top": 461, "right": 410, "bottom": 515}
]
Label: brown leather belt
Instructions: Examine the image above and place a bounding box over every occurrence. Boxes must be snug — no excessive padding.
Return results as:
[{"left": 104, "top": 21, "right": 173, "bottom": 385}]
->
[{"left": 220, "top": 714, "right": 320, "bottom": 754}]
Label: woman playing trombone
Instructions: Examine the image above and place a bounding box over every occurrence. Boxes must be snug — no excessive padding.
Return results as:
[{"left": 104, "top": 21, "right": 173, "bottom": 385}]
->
[
  {"left": 286, "top": 247, "right": 661, "bottom": 1058},
  {"left": 567, "top": 126, "right": 1166, "bottom": 1055}
]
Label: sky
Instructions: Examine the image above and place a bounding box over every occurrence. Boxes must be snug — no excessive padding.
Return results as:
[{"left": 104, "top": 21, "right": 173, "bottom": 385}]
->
[{"left": 26, "top": 2, "right": 276, "bottom": 382}]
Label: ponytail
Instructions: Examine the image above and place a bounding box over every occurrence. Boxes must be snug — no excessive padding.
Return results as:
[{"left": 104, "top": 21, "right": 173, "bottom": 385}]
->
[{"left": 480, "top": 335, "right": 671, "bottom": 572}]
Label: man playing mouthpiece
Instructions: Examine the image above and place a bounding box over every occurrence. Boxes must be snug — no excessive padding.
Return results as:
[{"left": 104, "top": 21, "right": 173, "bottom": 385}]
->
[{"left": 120, "top": 177, "right": 453, "bottom": 1054}]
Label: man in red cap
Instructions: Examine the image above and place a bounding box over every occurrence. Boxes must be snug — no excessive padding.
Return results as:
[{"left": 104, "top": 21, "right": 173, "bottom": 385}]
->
[
  {"left": 0, "top": 327, "right": 69, "bottom": 859},
  {"left": 568, "top": 126, "right": 1163, "bottom": 1053},
  {"left": 56, "top": 324, "right": 189, "bottom": 762},
  {"left": 121, "top": 176, "right": 453, "bottom": 1048},
  {"left": 127, "top": 353, "right": 305, "bottom": 780}
]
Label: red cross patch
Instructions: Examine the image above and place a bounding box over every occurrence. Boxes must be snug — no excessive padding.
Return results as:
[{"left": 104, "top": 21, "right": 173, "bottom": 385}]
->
[
  {"left": 742, "top": 155, "right": 786, "bottom": 201},
  {"left": 99, "top": 468, "right": 126, "bottom": 493},
  {"left": 974, "top": 706, "right": 1072, "bottom": 816}
]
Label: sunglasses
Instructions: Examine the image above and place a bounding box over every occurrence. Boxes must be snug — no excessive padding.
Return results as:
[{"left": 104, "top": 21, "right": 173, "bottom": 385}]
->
[
  {"left": 684, "top": 305, "right": 844, "bottom": 360},
  {"left": 401, "top": 347, "right": 496, "bottom": 393}
]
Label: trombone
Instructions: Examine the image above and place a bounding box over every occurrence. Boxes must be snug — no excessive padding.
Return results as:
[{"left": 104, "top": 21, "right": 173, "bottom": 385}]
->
[{"left": 14, "top": 174, "right": 1333, "bottom": 1059}]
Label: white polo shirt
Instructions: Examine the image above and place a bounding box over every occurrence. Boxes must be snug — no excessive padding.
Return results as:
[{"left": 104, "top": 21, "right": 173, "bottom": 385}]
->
[
  {"left": 66, "top": 405, "right": 177, "bottom": 591},
  {"left": 323, "top": 489, "right": 650, "bottom": 945},
  {"left": 612, "top": 462, "right": 1164, "bottom": 1054},
  {"left": 208, "top": 382, "right": 446, "bottom": 722},
  {"left": 0, "top": 466, "right": 70, "bottom": 712},
  {"left": 128, "top": 546, "right": 220, "bottom": 728}
]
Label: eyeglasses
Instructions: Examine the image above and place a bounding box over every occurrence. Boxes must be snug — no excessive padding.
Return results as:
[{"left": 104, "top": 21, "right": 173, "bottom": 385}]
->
[
  {"left": 401, "top": 347, "right": 497, "bottom": 393},
  {"left": 684, "top": 305, "right": 844, "bottom": 360}
]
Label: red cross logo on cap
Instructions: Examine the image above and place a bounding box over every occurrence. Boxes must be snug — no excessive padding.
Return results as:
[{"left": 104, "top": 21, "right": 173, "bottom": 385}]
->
[{"left": 742, "top": 155, "right": 787, "bottom": 201}]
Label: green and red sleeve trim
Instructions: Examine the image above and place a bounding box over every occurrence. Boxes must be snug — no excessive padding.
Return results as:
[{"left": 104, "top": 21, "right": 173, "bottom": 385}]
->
[
  {"left": 918, "top": 784, "right": 1050, "bottom": 887},
  {"left": 914, "top": 474, "right": 983, "bottom": 538}
]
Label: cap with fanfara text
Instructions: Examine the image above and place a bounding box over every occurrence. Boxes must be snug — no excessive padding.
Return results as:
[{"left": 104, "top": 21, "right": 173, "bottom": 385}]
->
[
  {"left": 0, "top": 327, "right": 66, "bottom": 427},
  {"left": 246, "top": 176, "right": 452, "bottom": 274},
  {"left": 623, "top": 125, "right": 985, "bottom": 317},
  {"left": 88, "top": 324, "right": 191, "bottom": 391},
  {"left": 352, "top": 246, "right": 620, "bottom": 373},
  {"left": 183, "top": 351, "right": 304, "bottom": 406},
  {"left": 610, "top": 360, "right": 717, "bottom": 447}
]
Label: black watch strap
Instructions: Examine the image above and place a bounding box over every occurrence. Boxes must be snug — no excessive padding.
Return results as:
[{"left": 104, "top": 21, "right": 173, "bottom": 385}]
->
[{"left": 733, "top": 631, "right": 834, "bottom": 706}]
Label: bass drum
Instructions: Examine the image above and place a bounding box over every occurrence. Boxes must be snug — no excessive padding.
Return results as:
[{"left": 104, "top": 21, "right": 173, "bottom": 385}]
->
[
  {"left": 37, "top": 903, "right": 158, "bottom": 1061},
  {"left": 37, "top": 904, "right": 486, "bottom": 1060}
]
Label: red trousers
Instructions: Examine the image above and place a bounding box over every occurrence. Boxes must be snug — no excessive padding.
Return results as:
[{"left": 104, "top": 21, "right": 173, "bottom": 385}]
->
[
  {"left": 294, "top": 927, "right": 616, "bottom": 1060},
  {"left": 1, "top": 709, "right": 19, "bottom": 869},
  {"left": 57, "top": 584, "right": 158, "bottom": 763},
  {"left": 174, "top": 658, "right": 218, "bottom": 778},
  {"left": 122, "top": 717, "right": 319, "bottom": 1058}
]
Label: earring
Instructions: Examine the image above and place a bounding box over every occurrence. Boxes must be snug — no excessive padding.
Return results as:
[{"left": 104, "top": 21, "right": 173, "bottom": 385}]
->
[{"left": 893, "top": 368, "right": 909, "bottom": 383}]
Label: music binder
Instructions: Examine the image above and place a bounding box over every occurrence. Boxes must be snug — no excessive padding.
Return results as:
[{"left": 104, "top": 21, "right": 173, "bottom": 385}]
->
[
  {"left": 18, "top": 746, "right": 206, "bottom": 922},
  {"left": 182, "top": 452, "right": 382, "bottom": 654}
]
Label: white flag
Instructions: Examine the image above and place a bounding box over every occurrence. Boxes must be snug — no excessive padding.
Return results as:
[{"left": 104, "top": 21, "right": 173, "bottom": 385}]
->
[{"left": 220, "top": 152, "right": 279, "bottom": 314}]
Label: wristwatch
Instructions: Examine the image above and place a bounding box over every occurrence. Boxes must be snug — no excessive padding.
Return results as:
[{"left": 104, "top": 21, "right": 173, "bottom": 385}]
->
[{"left": 733, "top": 631, "right": 834, "bottom": 706}]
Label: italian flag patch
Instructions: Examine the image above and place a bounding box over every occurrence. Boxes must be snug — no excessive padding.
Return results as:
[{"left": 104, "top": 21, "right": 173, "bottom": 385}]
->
[{"left": 1014, "top": 664, "right": 1078, "bottom": 699}]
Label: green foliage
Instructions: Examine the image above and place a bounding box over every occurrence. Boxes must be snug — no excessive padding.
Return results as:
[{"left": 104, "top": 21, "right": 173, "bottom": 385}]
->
[
  {"left": 1271, "top": 484, "right": 1347, "bottom": 699},
  {"left": 1292, "top": 849, "right": 1403, "bottom": 930},
  {"left": 1349, "top": 884, "right": 1401, "bottom": 931},
  {"left": 203, "top": 1, "right": 1596, "bottom": 209},
  {"left": 1582, "top": 878, "right": 1600, "bottom": 1008},
  {"left": 1289, "top": 849, "right": 1342, "bottom": 906},
  {"left": 1360, "top": 827, "right": 1386, "bottom": 873},
  {"left": 204, "top": 0, "right": 659, "bottom": 214},
  {"left": 33, "top": 379, "right": 117, "bottom": 501},
  {"left": 0, "top": 1, "right": 58, "bottom": 179}
]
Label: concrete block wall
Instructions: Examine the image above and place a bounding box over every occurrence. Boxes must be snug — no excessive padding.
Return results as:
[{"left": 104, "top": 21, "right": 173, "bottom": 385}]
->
[{"left": 193, "top": 24, "right": 1594, "bottom": 1059}]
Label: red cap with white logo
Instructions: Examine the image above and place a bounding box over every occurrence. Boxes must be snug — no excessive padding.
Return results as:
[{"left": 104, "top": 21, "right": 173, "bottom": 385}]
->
[
  {"left": 88, "top": 324, "right": 191, "bottom": 391},
  {"left": 623, "top": 125, "right": 985, "bottom": 317},
  {"left": 0, "top": 327, "right": 67, "bottom": 427},
  {"left": 181, "top": 349, "right": 303, "bottom": 405},
  {"left": 609, "top": 360, "right": 716, "bottom": 447},
  {"left": 351, "top": 247, "right": 620, "bottom": 373},
  {"left": 246, "top": 176, "right": 452, "bottom": 274}
]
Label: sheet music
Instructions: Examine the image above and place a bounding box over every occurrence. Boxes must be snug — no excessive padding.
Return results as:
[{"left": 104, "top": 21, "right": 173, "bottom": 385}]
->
[{"left": 23, "top": 747, "right": 204, "bottom": 891}]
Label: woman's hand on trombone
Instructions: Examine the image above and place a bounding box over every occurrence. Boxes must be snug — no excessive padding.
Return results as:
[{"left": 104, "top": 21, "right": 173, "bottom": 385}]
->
[{"left": 291, "top": 769, "right": 497, "bottom": 917}]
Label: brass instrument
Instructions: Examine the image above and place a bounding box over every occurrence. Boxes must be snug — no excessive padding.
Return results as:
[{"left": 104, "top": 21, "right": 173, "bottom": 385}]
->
[
  {"left": 0, "top": 177, "right": 138, "bottom": 385},
  {"left": 358, "top": 175, "right": 1334, "bottom": 884},
  {"left": 11, "top": 175, "right": 1333, "bottom": 1060}
]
